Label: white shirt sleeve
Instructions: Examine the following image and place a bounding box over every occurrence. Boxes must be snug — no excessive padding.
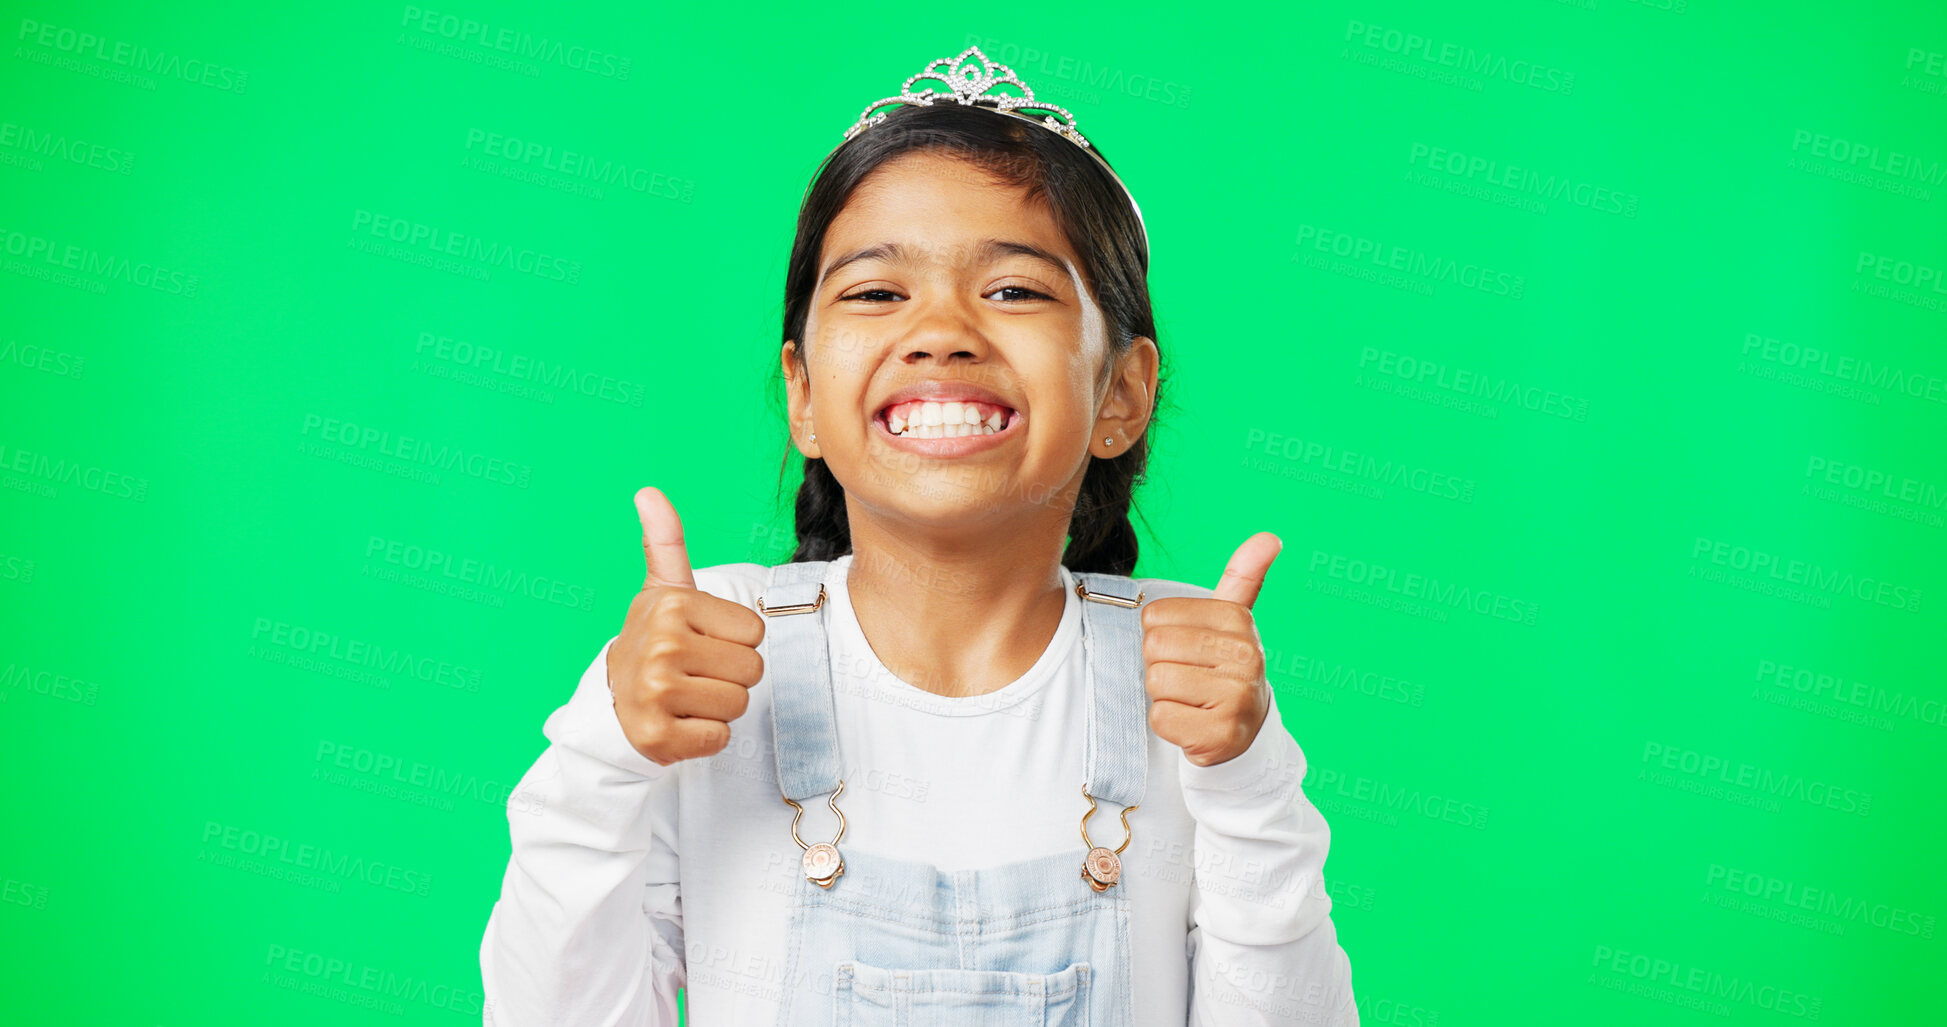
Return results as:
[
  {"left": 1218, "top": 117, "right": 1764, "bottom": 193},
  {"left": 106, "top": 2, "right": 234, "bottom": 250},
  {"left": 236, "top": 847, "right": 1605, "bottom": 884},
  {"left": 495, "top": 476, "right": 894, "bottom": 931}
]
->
[
  {"left": 480, "top": 638, "right": 686, "bottom": 1027},
  {"left": 1177, "top": 690, "right": 1360, "bottom": 1026}
]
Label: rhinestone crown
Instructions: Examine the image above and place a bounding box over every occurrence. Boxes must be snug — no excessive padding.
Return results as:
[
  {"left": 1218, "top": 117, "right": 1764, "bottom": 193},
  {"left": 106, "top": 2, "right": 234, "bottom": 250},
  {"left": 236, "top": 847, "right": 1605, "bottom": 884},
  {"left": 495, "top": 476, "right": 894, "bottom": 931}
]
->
[{"left": 836, "top": 46, "right": 1148, "bottom": 251}]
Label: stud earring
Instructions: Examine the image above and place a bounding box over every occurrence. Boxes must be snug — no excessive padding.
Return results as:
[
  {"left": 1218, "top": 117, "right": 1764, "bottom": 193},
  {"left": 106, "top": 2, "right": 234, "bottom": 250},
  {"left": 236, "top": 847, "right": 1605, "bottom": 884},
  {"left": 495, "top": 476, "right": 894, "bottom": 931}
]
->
[
  {"left": 1103, "top": 437, "right": 1114, "bottom": 446},
  {"left": 810, "top": 432, "right": 817, "bottom": 442}
]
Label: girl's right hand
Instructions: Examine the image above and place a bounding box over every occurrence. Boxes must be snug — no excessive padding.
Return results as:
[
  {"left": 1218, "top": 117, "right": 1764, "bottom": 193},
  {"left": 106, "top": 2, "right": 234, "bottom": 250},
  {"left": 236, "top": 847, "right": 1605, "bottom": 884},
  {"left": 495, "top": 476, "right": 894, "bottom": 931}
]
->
[{"left": 607, "top": 486, "right": 767, "bottom": 767}]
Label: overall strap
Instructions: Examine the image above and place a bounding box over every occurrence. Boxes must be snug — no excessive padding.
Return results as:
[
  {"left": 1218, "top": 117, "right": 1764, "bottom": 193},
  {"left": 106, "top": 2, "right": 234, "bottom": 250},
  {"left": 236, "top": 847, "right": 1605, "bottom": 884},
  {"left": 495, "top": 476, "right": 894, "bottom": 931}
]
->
[
  {"left": 1073, "top": 571, "right": 1149, "bottom": 810},
  {"left": 763, "top": 560, "right": 1152, "bottom": 812},
  {"left": 762, "top": 560, "right": 840, "bottom": 801}
]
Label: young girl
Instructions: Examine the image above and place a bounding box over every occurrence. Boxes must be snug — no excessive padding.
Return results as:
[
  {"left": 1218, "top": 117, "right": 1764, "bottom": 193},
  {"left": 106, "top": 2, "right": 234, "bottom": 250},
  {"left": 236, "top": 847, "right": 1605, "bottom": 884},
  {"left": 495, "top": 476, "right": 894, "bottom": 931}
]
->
[{"left": 480, "top": 46, "right": 1357, "bottom": 1026}]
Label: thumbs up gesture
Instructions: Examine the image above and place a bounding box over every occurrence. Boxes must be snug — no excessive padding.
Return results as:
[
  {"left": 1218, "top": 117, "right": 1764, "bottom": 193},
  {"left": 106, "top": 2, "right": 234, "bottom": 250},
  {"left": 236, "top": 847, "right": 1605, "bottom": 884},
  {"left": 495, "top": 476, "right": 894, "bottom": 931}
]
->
[
  {"left": 607, "top": 487, "right": 768, "bottom": 767},
  {"left": 1141, "top": 533, "right": 1282, "bottom": 767}
]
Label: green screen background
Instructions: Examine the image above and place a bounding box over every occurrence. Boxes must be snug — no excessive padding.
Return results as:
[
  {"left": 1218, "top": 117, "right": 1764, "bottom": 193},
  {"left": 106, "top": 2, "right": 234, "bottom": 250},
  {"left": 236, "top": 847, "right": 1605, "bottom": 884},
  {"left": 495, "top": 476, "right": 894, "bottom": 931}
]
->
[{"left": 3, "top": 2, "right": 1942, "bottom": 1023}]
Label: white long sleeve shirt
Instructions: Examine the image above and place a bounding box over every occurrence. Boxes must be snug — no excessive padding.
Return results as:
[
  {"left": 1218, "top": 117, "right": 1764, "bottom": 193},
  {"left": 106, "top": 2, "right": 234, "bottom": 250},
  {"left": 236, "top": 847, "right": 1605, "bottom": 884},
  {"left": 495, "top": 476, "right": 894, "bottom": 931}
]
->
[{"left": 480, "top": 556, "right": 1357, "bottom": 1025}]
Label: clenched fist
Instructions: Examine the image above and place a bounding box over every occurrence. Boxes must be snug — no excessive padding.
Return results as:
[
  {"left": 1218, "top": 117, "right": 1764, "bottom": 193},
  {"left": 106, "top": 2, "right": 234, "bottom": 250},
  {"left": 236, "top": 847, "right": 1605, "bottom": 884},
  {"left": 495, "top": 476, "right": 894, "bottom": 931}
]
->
[
  {"left": 1141, "top": 533, "right": 1282, "bottom": 767},
  {"left": 607, "top": 486, "right": 767, "bottom": 766}
]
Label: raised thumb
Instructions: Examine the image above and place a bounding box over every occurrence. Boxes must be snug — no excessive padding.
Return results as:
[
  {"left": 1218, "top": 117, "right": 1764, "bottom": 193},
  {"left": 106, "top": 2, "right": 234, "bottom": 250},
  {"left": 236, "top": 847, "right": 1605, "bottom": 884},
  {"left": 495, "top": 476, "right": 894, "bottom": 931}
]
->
[
  {"left": 1213, "top": 532, "right": 1282, "bottom": 609},
  {"left": 636, "top": 486, "right": 696, "bottom": 591}
]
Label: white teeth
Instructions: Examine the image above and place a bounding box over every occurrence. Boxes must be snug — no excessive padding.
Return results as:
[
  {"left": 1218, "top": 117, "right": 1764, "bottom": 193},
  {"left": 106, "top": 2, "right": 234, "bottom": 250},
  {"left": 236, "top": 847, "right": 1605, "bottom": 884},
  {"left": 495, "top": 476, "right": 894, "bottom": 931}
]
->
[
  {"left": 888, "top": 419, "right": 998, "bottom": 439},
  {"left": 880, "top": 400, "right": 1011, "bottom": 438}
]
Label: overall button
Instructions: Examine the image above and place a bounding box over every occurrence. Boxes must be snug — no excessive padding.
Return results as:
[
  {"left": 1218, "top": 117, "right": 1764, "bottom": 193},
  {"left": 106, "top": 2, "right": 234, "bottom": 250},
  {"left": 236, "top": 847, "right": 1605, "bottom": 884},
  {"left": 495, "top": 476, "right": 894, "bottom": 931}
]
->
[
  {"left": 803, "top": 842, "right": 844, "bottom": 887},
  {"left": 1082, "top": 846, "right": 1121, "bottom": 891}
]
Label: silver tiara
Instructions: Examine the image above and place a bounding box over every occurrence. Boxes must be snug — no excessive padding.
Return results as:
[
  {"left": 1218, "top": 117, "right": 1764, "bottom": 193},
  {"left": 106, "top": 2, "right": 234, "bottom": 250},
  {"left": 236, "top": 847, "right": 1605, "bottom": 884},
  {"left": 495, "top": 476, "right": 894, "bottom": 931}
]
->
[{"left": 836, "top": 46, "right": 1149, "bottom": 252}]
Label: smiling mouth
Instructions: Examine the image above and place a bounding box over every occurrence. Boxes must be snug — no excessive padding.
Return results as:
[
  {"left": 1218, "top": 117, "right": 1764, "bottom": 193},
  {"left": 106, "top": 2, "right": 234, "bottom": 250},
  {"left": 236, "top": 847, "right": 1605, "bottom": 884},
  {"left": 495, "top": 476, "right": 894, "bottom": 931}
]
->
[{"left": 875, "top": 399, "right": 1019, "bottom": 439}]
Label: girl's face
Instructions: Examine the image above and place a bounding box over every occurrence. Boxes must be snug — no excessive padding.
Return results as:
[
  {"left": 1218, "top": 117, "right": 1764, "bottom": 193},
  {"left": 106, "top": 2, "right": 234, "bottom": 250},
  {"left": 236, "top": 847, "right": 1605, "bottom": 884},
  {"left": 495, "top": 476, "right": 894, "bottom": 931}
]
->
[{"left": 783, "top": 149, "right": 1155, "bottom": 535}]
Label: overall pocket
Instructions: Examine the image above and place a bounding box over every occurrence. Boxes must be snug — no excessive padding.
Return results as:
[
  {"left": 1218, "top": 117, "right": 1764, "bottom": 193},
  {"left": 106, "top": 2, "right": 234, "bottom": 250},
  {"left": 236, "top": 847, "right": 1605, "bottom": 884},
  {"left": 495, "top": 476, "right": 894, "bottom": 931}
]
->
[{"left": 833, "top": 960, "right": 1091, "bottom": 1026}]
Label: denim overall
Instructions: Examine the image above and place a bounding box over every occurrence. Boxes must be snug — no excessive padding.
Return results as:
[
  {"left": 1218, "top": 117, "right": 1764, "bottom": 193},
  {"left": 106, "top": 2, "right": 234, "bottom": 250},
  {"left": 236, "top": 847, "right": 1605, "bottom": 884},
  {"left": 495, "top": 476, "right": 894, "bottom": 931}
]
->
[{"left": 758, "top": 559, "right": 1152, "bottom": 1027}]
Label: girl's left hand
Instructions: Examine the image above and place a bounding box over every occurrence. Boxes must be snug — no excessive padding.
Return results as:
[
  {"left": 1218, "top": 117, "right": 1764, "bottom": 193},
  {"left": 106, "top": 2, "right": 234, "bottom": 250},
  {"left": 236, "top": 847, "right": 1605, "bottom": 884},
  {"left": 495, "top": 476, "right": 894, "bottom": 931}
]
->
[{"left": 1140, "top": 533, "right": 1283, "bottom": 767}]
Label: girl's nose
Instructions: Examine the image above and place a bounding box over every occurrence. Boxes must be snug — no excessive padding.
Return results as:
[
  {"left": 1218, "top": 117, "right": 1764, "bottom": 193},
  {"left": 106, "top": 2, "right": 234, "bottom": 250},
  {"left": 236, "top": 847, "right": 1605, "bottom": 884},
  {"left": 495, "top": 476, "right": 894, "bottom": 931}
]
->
[{"left": 898, "top": 300, "right": 991, "bottom": 363}]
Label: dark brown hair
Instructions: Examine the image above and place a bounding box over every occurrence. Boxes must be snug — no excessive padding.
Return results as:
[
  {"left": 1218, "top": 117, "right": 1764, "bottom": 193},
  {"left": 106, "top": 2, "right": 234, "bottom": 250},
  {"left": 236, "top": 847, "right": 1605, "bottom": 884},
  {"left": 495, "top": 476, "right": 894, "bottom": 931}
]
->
[{"left": 773, "top": 102, "right": 1164, "bottom": 575}]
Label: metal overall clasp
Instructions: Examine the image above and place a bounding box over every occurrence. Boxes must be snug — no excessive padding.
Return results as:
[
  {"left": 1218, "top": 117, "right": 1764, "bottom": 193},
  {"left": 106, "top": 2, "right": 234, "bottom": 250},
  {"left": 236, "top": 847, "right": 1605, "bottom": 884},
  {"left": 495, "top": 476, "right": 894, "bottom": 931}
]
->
[
  {"left": 1079, "top": 785, "right": 1137, "bottom": 892},
  {"left": 756, "top": 583, "right": 826, "bottom": 617},
  {"left": 781, "top": 781, "right": 848, "bottom": 888},
  {"left": 1074, "top": 580, "right": 1144, "bottom": 608}
]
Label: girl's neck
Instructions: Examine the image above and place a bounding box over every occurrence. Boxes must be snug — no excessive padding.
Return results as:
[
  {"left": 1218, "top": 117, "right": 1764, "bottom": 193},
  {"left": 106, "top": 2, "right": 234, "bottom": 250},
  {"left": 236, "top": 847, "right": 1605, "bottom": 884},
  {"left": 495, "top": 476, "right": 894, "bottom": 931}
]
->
[{"left": 843, "top": 515, "right": 1070, "bottom": 699}]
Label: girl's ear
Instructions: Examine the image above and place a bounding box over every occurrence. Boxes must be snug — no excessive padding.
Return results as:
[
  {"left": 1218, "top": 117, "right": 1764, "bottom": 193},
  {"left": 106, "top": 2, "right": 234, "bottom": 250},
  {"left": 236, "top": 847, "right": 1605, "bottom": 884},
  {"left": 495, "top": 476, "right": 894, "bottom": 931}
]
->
[
  {"left": 1090, "top": 337, "right": 1159, "bottom": 460},
  {"left": 781, "top": 340, "right": 819, "bottom": 460}
]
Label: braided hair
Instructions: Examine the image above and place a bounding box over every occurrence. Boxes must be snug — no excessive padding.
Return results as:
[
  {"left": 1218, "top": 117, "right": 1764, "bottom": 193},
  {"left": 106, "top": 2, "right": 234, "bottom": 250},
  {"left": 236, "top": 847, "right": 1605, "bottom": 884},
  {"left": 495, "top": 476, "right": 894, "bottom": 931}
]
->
[{"left": 772, "top": 102, "right": 1163, "bottom": 576}]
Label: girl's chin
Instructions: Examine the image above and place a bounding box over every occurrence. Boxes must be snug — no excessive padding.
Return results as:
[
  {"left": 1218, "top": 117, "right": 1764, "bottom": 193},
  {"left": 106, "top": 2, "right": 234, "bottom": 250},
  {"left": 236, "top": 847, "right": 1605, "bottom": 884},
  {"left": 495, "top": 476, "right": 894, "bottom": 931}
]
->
[{"left": 848, "top": 468, "right": 1084, "bottom": 523}]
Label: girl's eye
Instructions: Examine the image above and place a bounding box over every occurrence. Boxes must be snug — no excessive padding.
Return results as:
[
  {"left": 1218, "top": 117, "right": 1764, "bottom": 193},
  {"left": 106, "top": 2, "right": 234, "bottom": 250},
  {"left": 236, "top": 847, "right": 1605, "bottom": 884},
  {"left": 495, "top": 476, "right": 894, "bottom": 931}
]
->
[
  {"left": 840, "top": 288, "right": 902, "bottom": 302},
  {"left": 838, "top": 285, "right": 1051, "bottom": 303},
  {"left": 837, "top": 286, "right": 895, "bottom": 304},
  {"left": 988, "top": 285, "right": 1051, "bottom": 302}
]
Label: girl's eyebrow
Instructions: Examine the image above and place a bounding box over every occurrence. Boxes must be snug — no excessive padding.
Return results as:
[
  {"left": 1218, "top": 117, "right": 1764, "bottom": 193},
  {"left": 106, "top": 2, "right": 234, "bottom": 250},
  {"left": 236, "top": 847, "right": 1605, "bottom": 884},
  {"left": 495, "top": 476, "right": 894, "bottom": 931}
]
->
[{"left": 820, "top": 238, "right": 1074, "bottom": 284}]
